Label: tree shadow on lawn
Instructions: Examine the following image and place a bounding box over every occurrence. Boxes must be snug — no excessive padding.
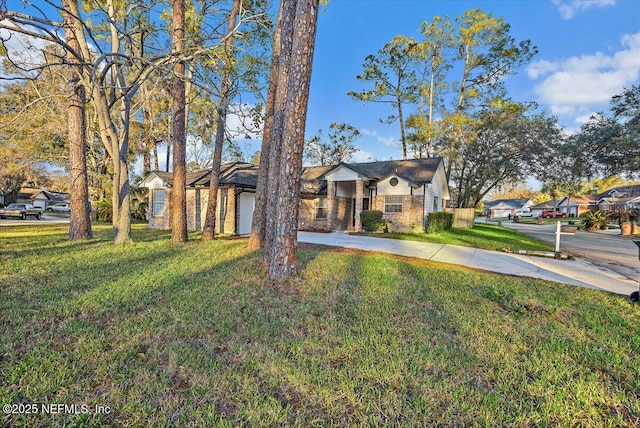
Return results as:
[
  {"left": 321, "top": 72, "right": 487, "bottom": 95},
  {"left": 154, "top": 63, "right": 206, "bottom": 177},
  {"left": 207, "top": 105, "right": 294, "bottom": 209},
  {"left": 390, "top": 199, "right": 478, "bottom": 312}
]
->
[
  {"left": 5, "top": 240, "right": 639, "bottom": 426},
  {"left": 2, "top": 238, "right": 266, "bottom": 425}
]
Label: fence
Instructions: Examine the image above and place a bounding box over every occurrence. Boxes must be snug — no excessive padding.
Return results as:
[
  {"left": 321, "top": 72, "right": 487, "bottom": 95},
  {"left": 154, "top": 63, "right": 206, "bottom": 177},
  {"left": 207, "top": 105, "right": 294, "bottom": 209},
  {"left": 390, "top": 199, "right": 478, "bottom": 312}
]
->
[{"left": 446, "top": 208, "right": 476, "bottom": 229}]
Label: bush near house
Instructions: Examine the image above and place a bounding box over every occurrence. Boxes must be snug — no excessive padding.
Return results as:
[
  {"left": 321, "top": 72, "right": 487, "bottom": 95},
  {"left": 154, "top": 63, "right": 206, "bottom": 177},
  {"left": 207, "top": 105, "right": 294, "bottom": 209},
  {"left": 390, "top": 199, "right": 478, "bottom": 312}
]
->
[
  {"left": 426, "top": 212, "right": 453, "bottom": 233},
  {"left": 360, "top": 210, "right": 386, "bottom": 232}
]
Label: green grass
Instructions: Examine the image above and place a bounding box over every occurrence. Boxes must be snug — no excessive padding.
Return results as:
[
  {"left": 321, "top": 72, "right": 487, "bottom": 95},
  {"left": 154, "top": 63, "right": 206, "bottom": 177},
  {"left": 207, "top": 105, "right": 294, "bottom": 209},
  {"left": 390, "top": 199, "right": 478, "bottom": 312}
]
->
[
  {"left": 1, "top": 224, "right": 639, "bottom": 426},
  {"left": 356, "top": 223, "right": 554, "bottom": 252}
]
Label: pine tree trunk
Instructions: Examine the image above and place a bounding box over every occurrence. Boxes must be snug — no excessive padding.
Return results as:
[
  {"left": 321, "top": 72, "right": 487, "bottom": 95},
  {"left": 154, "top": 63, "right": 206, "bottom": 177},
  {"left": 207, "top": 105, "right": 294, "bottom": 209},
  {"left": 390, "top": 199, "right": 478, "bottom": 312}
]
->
[
  {"left": 202, "top": 0, "right": 241, "bottom": 242},
  {"left": 248, "top": 0, "right": 293, "bottom": 252},
  {"left": 63, "top": 0, "right": 93, "bottom": 241},
  {"left": 266, "top": 0, "right": 320, "bottom": 281},
  {"left": 260, "top": 0, "right": 298, "bottom": 262},
  {"left": 171, "top": 0, "right": 188, "bottom": 243}
]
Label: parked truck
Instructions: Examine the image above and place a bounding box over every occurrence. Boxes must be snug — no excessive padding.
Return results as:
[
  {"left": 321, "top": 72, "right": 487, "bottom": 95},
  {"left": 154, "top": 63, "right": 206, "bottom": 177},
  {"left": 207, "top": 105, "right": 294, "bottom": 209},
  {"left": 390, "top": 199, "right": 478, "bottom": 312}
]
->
[{"left": 0, "top": 203, "right": 43, "bottom": 220}]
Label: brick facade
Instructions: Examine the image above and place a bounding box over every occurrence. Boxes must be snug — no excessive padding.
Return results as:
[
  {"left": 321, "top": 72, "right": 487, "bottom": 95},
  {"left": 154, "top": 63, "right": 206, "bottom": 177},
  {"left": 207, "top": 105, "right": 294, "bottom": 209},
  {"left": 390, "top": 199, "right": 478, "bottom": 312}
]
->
[
  {"left": 371, "top": 195, "right": 425, "bottom": 233},
  {"left": 299, "top": 197, "right": 355, "bottom": 231},
  {"left": 145, "top": 158, "right": 449, "bottom": 235}
]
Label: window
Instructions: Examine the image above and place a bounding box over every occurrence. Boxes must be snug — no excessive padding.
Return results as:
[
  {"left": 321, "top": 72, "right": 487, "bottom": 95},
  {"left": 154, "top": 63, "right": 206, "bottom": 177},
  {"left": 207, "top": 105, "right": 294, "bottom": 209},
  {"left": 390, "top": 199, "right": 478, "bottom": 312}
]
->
[
  {"left": 433, "top": 196, "right": 439, "bottom": 212},
  {"left": 389, "top": 177, "right": 399, "bottom": 186},
  {"left": 384, "top": 195, "right": 403, "bottom": 213},
  {"left": 315, "top": 197, "right": 327, "bottom": 219},
  {"left": 152, "top": 189, "right": 166, "bottom": 216}
]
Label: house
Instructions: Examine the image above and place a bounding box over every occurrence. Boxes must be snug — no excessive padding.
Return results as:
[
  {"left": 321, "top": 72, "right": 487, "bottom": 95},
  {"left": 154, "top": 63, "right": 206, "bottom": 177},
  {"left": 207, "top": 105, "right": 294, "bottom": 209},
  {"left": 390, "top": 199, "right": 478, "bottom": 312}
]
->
[
  {"left": 16, "top": 187, "right": 71, "bottom": 210},
  {"left": 596, "top": 184, "right": 640, "bottom": 212},
  {"left": 17, "top": 188, "right": 55, "bottom": 209},
  {"left": 142, "top": 157, "right": 450, "bottom": 234},
  {"left": 529, "top": 200, "right": 556, "bottom": 216},
  {"left": 483, "top": 198, "right": 533, "bottom": 218},
  {"left": 556, "top": 195, "right": 597, "bottom": 217}
]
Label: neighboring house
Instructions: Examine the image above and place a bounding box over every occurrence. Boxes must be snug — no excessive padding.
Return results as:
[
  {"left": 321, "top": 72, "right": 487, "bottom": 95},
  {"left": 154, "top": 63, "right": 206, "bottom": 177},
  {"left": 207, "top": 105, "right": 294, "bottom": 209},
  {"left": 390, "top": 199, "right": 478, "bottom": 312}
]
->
[
  {"left": 484, "top": 198, "right": 533, "bottom": 218},
  {"left": 17, "top": 188, "right": 52, "bottom": 210},
  {"left": 142, "top": 157, "right": 450, "bottom": 234},
  {"left": 529, "top": 200, "right": 557, "bottom": 216},
  {"left": 556, "top": 195, "right": 597, "bottom": 217},
  {"left": 596, "top": 184, "right": 640, "bottom": 212},
  {"left": 16, "top": 188, "right": 71, "bottom": 210}
]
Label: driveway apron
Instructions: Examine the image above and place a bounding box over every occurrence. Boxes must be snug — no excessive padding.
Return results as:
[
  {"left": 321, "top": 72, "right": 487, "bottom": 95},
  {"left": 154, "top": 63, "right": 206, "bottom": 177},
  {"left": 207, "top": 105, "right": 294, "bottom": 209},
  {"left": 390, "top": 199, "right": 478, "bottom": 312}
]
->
[{"left": 298, "top": 231, "right": 638, "bottom": 296}]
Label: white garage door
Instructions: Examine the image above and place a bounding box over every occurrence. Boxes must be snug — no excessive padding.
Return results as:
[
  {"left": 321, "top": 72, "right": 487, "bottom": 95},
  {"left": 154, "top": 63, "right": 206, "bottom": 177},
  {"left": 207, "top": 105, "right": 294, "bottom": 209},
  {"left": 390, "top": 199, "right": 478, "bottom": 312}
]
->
[{"left": 237, "top": 192, "right": 255, "bottom": 235}]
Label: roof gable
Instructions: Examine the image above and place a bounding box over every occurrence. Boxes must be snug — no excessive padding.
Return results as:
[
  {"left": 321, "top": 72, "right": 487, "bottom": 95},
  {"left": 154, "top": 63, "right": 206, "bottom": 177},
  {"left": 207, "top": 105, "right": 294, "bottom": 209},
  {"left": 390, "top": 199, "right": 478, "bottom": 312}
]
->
[
  {"left": 485, "top": 198, "right": 531, "bottom": 209},
  {"left": 323, "top": 157, "right": 443, "bottom": 184}
]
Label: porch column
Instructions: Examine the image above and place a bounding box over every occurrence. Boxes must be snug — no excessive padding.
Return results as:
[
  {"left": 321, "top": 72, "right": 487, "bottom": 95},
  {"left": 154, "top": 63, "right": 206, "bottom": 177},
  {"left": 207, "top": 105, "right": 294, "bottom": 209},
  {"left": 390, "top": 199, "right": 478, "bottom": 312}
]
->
[
  {"left": 354, "top": 179, "right": 364, "bottom": 231},
  {"left": 326, "top": 180, "right": 335, "bottom": 230}
]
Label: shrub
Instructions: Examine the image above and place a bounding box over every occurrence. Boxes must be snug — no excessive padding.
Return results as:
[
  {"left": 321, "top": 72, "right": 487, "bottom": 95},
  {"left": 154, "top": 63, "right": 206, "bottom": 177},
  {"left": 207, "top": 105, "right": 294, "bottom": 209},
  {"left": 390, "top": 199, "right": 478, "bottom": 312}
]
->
[
  {"left": 360, "top": 210, "right": 386, "bottom": 232},
  {"left": 95, "top": 198, "right": 112, "bottom": 222},
  {"left": 130, "top": 188, "right": 149, "bottom": 221},
  {"left": 426, "top": 212, "right": 453, "bottom": 233},
  {"left": 581, "top": 210, "right": 608, "bottom": 231}
]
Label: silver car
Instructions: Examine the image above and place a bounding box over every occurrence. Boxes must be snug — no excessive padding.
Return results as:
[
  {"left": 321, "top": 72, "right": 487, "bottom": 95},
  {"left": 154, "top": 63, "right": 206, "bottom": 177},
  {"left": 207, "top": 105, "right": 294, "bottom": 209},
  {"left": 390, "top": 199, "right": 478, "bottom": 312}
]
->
[{"left": 47, "top": 203, "right": 71, "bottom": 213}]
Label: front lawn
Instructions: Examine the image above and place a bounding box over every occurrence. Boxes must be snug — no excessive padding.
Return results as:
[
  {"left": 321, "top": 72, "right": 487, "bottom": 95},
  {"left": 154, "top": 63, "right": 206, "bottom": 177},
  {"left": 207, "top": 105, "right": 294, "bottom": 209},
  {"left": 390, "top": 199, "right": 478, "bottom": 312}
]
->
[
  {"left": 1, "top": 224, "right": 638, "bottom": 426},
  {"left": 355, "top": 222, "right": 554, "bottom": 252}
]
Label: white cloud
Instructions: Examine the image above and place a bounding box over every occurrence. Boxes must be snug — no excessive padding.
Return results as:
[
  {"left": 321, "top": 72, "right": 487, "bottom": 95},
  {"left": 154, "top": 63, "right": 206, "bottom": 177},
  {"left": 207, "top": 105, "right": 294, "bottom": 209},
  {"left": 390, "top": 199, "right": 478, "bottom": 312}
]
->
[
  {"left": 552, "top": 0, "right": 617, "bottom": 20},
  {"left": 528, "top": 32, "right": 640, "bottom": 122},
  {"left": 0, "top": 21, "right": 52, "bottom": 80},
  {"left": 351, "top": 150, "right": 375, "bottom": 163},
  {"left": 225, "top": 103, "right": 263, "bottom": 141},
  {"left": 359, "top": 128, "right": 399, "bottom": 148}
]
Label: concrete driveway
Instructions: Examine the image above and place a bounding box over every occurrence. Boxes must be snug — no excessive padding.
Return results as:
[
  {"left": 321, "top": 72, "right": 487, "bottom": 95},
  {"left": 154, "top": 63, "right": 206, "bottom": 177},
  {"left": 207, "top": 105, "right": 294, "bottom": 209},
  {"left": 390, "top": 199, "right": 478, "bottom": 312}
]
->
[
  {"left": 298, "top": 231, "right": 638, "bottom": 296},
  {"left": 503, "top": 220, "right": 640, "bottom": 281}
]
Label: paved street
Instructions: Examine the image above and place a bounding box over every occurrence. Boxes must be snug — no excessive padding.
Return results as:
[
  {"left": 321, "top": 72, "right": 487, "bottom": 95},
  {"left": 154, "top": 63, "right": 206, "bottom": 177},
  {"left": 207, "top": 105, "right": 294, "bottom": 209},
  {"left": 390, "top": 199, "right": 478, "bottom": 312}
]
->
[
  {"left": 503, "top": 220, "right": 640, "bottom": 281},
  {"left": 0, "top": 215, "right": 70, "bottom": 227}
]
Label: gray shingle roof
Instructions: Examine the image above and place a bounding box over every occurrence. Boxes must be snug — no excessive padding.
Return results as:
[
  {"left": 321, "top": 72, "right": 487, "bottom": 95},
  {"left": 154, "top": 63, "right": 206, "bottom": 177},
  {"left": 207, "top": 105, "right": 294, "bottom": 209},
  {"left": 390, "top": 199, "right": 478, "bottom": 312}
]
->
[
  {"left": 484, "top": 198, "right": 531, "bottom": 209},
  {"left": 327, "top": 157, "right": 443, "bottom": 185}
]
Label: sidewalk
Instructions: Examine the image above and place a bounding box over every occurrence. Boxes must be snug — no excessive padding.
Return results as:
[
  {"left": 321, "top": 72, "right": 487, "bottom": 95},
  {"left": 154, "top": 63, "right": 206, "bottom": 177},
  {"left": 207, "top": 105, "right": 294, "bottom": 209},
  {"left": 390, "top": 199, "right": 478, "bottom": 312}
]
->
[{"left": 298, "top": 231, "right": 639, "bottom": 296}]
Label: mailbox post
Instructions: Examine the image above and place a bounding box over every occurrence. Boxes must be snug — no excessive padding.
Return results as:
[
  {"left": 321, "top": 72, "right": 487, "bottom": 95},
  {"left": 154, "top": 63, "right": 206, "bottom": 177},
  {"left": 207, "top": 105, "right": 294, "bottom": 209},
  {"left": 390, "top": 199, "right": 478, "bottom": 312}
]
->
[{"left": 632, "top": 240, "right": 640, "bottom": 301}]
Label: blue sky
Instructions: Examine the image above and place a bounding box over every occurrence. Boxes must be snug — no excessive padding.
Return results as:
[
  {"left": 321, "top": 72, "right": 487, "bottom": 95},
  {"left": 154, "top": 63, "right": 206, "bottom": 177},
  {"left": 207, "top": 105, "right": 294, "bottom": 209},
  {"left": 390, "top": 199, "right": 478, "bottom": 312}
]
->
[
  {"left": 3, "top": 0, "right": 640, "bottom": 172},
  {"left": 298, "top": 0, "right": 640, "bottom": 163}
]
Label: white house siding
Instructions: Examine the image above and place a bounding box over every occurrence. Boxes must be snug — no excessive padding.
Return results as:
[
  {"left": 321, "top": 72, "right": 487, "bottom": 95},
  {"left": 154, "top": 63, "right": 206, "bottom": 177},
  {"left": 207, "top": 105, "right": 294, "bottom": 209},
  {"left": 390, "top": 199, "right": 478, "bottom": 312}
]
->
[
  {"left": 325, "top": 165, "right": 361, "bottom": 182},
  {"left": 149, "top": 176, "right": 165, "bottom": 189},
  {"left": 376, "top": 176, "right": 413, "bottom": 196},
  {"left": 424, "top": 164, "right": 447, "bottom": 216}
]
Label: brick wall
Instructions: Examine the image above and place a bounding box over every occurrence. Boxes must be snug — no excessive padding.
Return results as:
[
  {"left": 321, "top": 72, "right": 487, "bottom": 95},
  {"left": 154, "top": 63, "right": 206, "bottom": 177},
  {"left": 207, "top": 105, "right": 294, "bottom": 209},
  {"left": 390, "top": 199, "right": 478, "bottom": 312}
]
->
[
  {"left": 299, "top": 198, "right": 331, "bottom": 230},
  {"left": 371, "top": 195, "right": 424, "bottom": 233}
]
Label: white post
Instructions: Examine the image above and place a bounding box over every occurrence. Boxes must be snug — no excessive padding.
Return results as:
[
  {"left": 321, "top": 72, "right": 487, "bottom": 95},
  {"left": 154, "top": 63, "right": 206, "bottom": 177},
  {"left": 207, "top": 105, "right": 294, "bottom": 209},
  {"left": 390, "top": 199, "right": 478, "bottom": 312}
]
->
[{"left": 555, "top": 221, "right": 561, "bottom": 253}]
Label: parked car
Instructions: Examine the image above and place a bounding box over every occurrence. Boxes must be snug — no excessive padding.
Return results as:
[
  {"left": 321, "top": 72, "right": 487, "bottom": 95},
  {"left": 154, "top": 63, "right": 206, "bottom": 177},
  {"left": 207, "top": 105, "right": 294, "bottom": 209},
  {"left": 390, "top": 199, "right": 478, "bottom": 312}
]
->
[
  {"left": 539, "top": 210, "right": 566, "bottom": 218},
  {"left": 514, "top": 210, "right": 535, "bottom": 217},
  {"left": 47, "top": 203, "right": 71, "bottom": 213},
  {"left": 0, "top": 203, "right": 43, "bottom": 220}
]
